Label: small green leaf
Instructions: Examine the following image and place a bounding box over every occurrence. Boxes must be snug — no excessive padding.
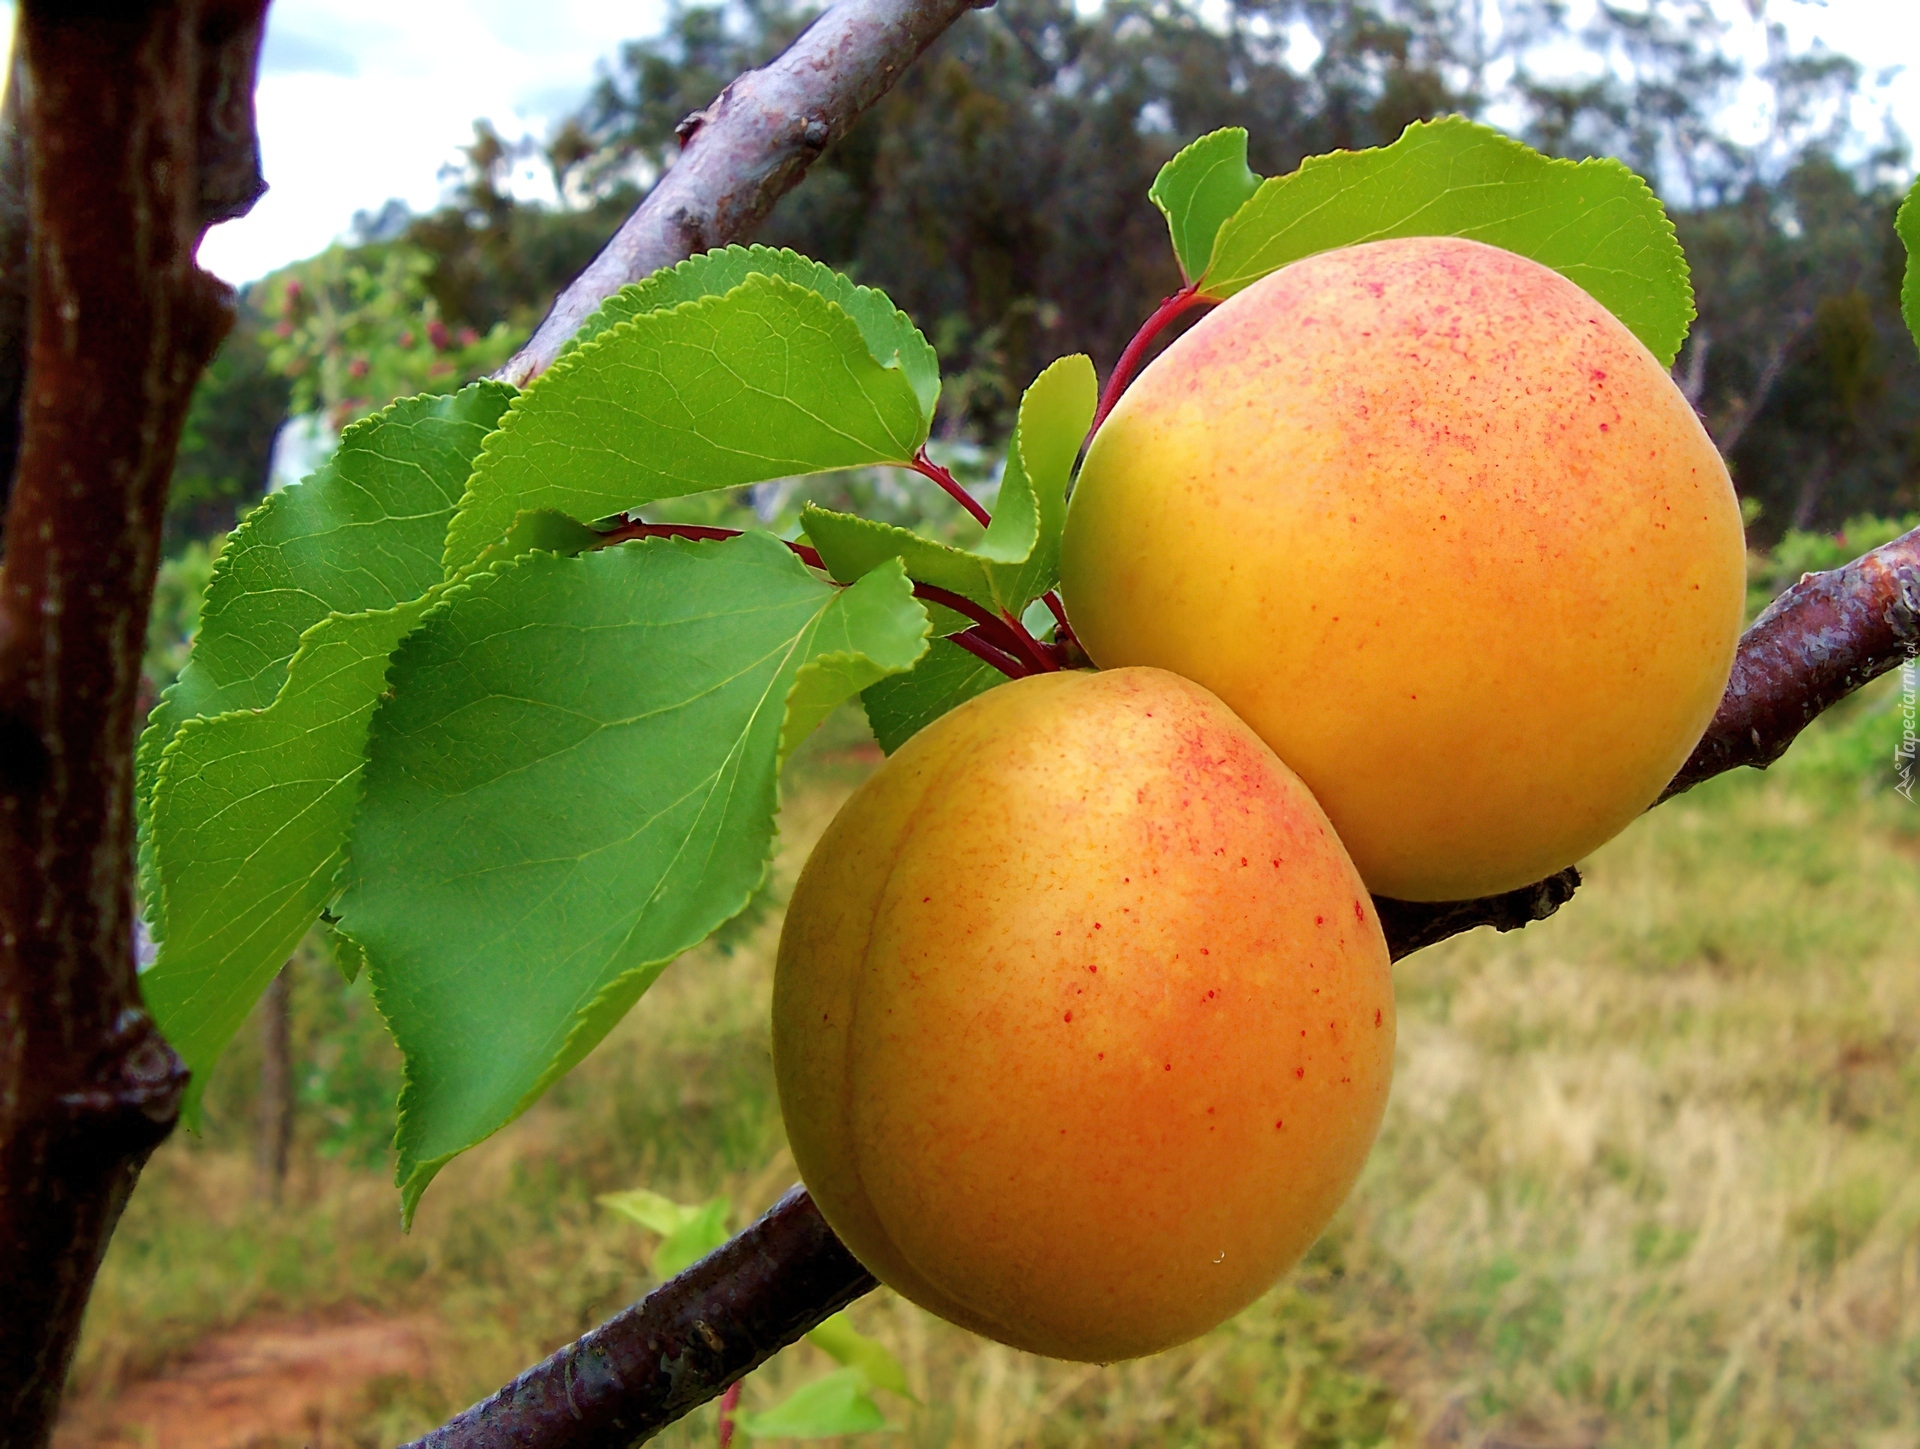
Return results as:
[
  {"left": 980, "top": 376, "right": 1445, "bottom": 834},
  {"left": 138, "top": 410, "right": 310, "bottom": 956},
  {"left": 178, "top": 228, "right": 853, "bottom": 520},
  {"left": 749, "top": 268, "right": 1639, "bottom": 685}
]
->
[
  {"left": 138, "top": 383, "right": 513, "bottom": 921},
  {"left": 337, "top": 534, "right": 926, "bottom": 1221},
  {"left": 982, "top": 354, "right": 1097, "bottom": 613},
  {"left": 739, "top": 1369, "right": 893, "bottom": 1439},
  {"left": 1202, "top": 116, "right": 1693, "bottom": 365},
  {"left": 807, "top": 1314, "right": 915, "bottom": 1401},
  {"left": 861, "top": 637, "right": 1008, "bottom": 754},
  {"left": 1150, "top": 128, "right": 1263, "bottom": 285},
  {"left": 565, "top": 245, "right": 939, "bottom": 420},
  {"left": 599, "top": 1189, "right": 732, "bottom": 1276},
  {"left": 445, "top": 275, "right": 930, "bottom": 569},
  {"left": 800, "top": 506, "right": 993, "bottom": 633},
  {"left": 325, "top": 922, "right": 367, "bottom": 985},
  {"left": 802, "top": 354, "right": 1095, "bottom": 626},
  {"left": 1897, "top": 174, "right": 1920, "bottom": 359}
]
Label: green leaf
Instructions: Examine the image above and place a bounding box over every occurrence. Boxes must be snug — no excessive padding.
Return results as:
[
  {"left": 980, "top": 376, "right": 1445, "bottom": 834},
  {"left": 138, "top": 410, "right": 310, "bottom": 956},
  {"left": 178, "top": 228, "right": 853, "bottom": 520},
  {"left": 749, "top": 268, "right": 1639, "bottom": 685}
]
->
[
  {"left": 598, "top": 1189, "right": 732, "bottom": 1275},
  {"left": 141, "top": 512, "right": 593, "bottom": 1127},
  {"left": 861, "top": 637, "right": 1007, "bottom": 754},
  {"left": 802, "top": 353, "right": 1095, "bottom": 624},
  {"left": 565, "top": 245, "right": 939, "bottom": 420},
  {"left": 807, "top": 1314, "right": 915, "bottom": 1401},
  {"left": 1897, "top": 174, "right": 1920, "bottom": 360},
  {"left": 324, "top": 921, "right": 367, "bottom": 985},
  {"left": 445, "top": 275, "right": 930, "bottom": 569},
  {"left": 337, "top": 534, "right": 927, "bottom": 1221},
  {"left": 739, "top": 1369, "right": 893, "bottom": 1439},
  {"left": 981, "top": 354, "right": 1097, "bottom": 612},
  {"left": 145, "top": 599, "right": 438, "bottom": 1125},
  {"left": 1201, "top": 116, "right": 1693, "bottom": 366},
  {"left": 1150, "top": 128, "right": 1263, "bottom": 286},
  {"left": 800, "top": 506, "right": 991, "bottom": 634},
  {"left": 137, "top": 383, "right": 514, "bottom": 920}
]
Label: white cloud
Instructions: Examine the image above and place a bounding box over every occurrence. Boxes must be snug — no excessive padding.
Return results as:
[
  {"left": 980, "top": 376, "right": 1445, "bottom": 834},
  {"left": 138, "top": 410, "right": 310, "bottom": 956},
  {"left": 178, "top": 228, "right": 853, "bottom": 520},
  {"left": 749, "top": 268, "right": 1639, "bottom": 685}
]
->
[{"left": 196, "top": 0, "right": 666, "bottom": 284}]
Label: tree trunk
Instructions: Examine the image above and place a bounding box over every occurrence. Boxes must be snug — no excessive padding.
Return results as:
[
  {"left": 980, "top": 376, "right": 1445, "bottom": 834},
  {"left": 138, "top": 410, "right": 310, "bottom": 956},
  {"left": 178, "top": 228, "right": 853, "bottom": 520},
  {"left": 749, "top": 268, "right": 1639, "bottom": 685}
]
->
[
  {"left": 256, "top": 964, "right": 293, "bottom": 1205},
  {"left": 0, "top": 5, "right": 266, "bottom": 1441}
]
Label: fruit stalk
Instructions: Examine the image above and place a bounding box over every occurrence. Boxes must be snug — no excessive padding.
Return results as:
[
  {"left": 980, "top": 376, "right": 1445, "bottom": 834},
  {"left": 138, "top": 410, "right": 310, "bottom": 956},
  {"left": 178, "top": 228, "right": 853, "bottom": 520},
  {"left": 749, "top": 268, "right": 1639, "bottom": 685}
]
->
[
  {"left": 909, "top": 448, "right": 994, "bottom": 528},
  {"left": 1089, "top": 284, "right": 1211, "bottom": 435}
]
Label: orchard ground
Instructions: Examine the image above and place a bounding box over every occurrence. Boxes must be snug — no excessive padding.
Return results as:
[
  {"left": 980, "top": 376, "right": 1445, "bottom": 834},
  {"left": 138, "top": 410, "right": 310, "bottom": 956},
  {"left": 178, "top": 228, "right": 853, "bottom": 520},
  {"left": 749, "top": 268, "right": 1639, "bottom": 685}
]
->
[{"left": 59, "top": 669, "right": 1920, "bottom": 1447}]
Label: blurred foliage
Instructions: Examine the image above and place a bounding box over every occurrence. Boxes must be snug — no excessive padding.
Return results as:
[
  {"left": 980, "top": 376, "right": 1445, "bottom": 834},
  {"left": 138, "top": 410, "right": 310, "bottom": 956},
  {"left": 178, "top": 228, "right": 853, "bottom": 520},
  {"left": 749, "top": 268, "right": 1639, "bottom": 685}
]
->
[
  {"left": 162, "top": 0, "right": 1920, "bottom": 551},
  {"left": 165, "top": 320, "right": 288, "bottom": 548},
  {"left": 1746, "top": 510, "right": 1920, "bottom": 617},
  {"left": 142, "top": 536, "right": 223, "bottom": 702},
  {"left": 256, "top": 245, "right": 518, "bottom": 428}
]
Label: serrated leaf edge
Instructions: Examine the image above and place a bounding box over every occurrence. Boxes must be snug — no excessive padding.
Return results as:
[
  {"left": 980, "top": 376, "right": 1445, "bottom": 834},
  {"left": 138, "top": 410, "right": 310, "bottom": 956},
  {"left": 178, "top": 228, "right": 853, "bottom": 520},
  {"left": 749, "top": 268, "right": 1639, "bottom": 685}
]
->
[
  {"left": 564, "top": 243, "right": 940, "bottom": 413},
  {"left": 443, "top": 276, "right": 931, "bottom": 574},
  {"left": 377, "top": 536, "right": 923, "bottom": 1222},
  {"left": 1198, "top": 115, "right": 1696, "bottom": 364}
]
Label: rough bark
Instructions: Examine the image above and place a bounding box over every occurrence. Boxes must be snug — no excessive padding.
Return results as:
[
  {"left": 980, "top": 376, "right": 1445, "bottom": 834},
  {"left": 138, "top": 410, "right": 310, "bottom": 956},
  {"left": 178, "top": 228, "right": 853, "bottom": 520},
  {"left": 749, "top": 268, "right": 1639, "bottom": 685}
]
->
[
  {"left": 1659, "top": 523, "right": 1920, "bottom": 798},
  {"left": 0, "top": 3, "right": 266, "bottom": 1441},
  {"left": 406, "top": 1186, "right": 876, "bottom": 1449},
  {"left": 497, "top": 0, "right": 990, "bottom": 386},
  {"left": 1373, "top": 523, "right": 1920, "bottom": 956},
  {"left": 0, "top": 5, "right": 261, "bottom": 558}
]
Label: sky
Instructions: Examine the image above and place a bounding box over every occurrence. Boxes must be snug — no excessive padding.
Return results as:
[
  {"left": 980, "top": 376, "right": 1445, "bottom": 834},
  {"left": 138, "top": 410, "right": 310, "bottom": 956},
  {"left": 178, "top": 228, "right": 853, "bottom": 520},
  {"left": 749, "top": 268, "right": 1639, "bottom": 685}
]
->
[{"left": 0, "top": 0, "right": 1912, "bottom": 284}]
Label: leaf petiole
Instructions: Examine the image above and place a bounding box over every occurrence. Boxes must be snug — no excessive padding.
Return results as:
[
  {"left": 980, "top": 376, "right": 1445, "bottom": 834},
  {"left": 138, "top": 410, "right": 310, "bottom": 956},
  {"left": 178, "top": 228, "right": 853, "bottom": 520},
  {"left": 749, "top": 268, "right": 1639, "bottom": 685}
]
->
[
  {"left": 607, "top": 517, "right": 1062, "bottom": 677},
  {"left": 1090, "top": 283, "right": 1213, "bottom": 436},
  {"left": 947, "top": 628, "right": 1032, "bottom": 679},
  {"left": 908, "top": 447, "right": 993, "bottom": 528}
]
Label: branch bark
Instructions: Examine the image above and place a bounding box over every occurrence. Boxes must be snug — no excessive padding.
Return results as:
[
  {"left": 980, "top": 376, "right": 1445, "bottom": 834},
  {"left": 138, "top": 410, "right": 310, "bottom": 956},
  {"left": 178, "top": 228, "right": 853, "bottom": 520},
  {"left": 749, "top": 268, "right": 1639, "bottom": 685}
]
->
[
  {"left": 406, "top": 1186, "right": 876, "bottom": 1449},
  {"left": 0, "top": 5, "right": 262, "bottom": 559},
  {"left": 0, "top": 3, "right": 266, "bottom": 1441},
  {"left": 496, "top": 0, "right": 990, "bottom": 387},
  {"left": 414, "top": 525, "right": 1920, "bottom": 1449}
]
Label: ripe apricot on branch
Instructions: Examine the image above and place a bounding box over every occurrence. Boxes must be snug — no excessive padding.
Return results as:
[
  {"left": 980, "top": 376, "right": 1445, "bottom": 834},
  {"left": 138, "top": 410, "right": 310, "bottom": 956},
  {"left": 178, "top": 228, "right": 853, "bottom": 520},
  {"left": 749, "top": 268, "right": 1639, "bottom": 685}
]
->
[
  {"left": 773, "top": 667, "right": 1394, "bottom": 1362},
  {"left": 1059, "top": 236, "right": 1747, "bottom": 902}
]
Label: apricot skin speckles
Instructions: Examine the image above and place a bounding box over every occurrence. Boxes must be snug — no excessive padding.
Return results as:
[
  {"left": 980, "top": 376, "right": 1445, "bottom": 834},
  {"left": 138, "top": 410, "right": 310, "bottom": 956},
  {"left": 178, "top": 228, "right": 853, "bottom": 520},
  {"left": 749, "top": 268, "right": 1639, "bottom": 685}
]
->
[{"left": 772, "top": 667, "right": 1395, "bottom": 1364}]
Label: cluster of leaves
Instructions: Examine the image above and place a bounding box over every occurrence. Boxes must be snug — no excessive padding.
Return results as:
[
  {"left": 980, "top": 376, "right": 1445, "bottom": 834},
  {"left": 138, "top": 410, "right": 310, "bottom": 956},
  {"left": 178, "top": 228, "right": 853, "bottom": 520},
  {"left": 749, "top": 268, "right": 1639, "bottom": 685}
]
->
[
  {"left": 600, "top": 1187, "right": 916, "bottom": 1436},
  {"left": 137, "top": 116, "right": 1730, "bottom": 1223}
]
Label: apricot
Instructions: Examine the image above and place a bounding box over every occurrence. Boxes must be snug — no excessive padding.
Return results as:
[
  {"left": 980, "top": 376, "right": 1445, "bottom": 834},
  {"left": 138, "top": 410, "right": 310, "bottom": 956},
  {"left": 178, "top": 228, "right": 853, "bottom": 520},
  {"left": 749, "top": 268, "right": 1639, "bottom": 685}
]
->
[
  {"left": 1059, "top": 236, "right": 1746, "bottom": 902},
  {"left": 773, "top": 667, "right": 1394, "bottom": 1362}
]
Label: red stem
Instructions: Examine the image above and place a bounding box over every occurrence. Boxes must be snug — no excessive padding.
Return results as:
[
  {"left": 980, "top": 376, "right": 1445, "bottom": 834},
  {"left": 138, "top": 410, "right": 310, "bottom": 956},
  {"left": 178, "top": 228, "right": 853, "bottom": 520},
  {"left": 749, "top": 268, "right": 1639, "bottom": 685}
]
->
[
  {"left": 909, "top": 448, "right": 993, "bottom": 529},
  {"left": 1090, "top": 284, "right": 1212, "bottom": 436},
  {"left": 947, "top": 628, "right": 1031, "bottom": 679},
  {"left": 597, "top": 519, "right": 827, "bottom": 572},
  {"left": 913, "top": 581, "right": 1058, "bottom": 673},
  {"left": 717, "top": 1380, "right": 742, "bottom": 1449}
]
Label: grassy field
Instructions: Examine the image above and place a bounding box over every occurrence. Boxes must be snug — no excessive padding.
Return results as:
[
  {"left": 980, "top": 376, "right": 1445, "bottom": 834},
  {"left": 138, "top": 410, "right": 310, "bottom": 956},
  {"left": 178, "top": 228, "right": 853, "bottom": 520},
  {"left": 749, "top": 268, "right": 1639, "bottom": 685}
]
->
[{"left": 65, "top": 673, "right": 1920, "bottom": 1447}]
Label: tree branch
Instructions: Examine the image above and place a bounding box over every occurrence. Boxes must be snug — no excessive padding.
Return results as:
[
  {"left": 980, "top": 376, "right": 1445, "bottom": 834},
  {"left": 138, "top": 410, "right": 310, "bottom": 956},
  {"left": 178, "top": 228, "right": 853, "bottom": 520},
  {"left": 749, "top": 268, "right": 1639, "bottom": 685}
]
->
[
  {"left": 1373, "top": 523, "right": 1920, "bottom": 958},
  {"left": 412, "top": 536, "right": 1920, "bottom": 1445},
  {"left": 496, "top": 0, "right": 989, "bottom": 387},
  {"left": 0, "top": 3, "right": 266, "bottom": 1440},
  {"left": 405, "top": 1186, "right": 875, "bottom": 1449}
]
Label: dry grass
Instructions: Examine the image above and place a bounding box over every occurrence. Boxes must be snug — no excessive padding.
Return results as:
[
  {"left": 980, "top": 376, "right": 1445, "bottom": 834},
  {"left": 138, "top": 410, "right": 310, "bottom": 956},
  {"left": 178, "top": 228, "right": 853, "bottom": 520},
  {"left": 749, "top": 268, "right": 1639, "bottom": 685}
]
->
[{"left": 65, "top": 687, "right": 1920, "bottom": 1447}]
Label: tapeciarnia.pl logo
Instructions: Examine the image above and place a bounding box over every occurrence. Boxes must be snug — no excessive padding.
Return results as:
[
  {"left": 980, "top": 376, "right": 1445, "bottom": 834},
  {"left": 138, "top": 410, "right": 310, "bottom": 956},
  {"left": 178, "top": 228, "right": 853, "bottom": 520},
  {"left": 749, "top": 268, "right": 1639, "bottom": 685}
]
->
[{"left": 1897, "top": 647, "right": 1916, "bottom": 802}]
